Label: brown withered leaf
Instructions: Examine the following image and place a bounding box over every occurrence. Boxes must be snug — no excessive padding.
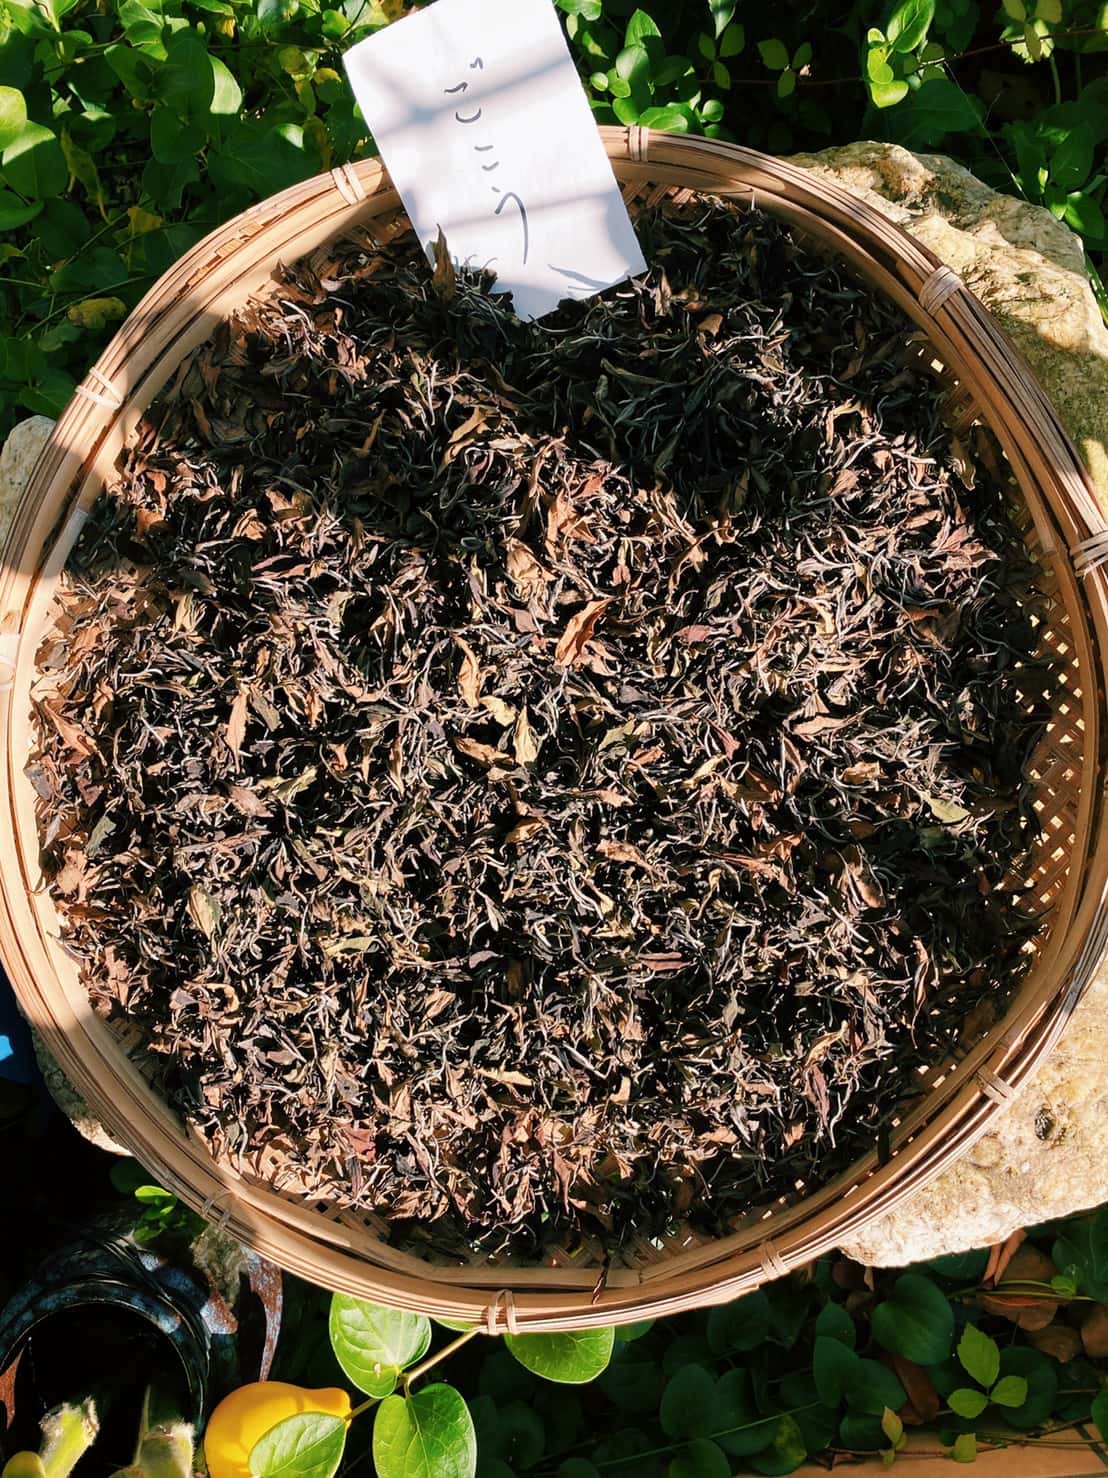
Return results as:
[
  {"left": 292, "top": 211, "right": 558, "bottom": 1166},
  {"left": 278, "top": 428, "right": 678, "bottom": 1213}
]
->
[
  {"left": 554, "top": 598, "right": 610, "bottom": 666},
  {"left": 225, "top": 688, "right": 249, "bottom": 759}
]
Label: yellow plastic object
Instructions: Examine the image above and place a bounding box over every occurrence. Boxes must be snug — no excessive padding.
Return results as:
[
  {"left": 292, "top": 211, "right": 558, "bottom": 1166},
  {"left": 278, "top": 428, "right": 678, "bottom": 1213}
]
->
[{"left": 202, "top": 1383, "right": 350, "bottom": 1478}]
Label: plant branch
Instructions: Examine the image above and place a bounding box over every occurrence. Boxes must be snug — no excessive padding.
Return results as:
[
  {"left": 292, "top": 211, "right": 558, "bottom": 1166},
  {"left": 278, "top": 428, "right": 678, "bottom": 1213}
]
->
[{"left": 402, "top": 1328, "right": 481, "bottom": 1391}]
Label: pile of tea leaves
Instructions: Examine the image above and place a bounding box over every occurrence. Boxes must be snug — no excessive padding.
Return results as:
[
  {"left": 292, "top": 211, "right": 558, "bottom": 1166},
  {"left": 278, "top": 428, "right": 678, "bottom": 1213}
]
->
[{"left": 32, "top": 199, "right": 1051, "bottom": 1258}]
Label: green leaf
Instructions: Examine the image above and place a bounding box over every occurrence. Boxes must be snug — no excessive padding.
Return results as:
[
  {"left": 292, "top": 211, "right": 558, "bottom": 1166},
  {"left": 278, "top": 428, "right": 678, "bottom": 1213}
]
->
[
  {"left": 504, "top": 1329, "right": 614, "bottom": 1385},
  {"left": 714, "top": 1370, "right": 778, "bottom": 1458},
  {"left": 709, "top": 0, "right": 735, "bottom": 37},
  {"left": 2, "top": 121, "right": 67, "bottom": 198},
  {"left": 0, "top": 188, "right": 41, "bottom": 228},
  {"left": 847, "top": 1361, "right": 907, "bottom": 1417},
  {"left": 870, "top": 1274, "right": 955, "bottom": 1365},
  {"left": 813, "top": 1336, "right": 861, "bottom": 1407},
  {"left": 0, "top": 86, "right": 27, "bottom": 150},
  {"left": 867, "top": 48, "right": 895, "bottom": 84},
  {"left": 660, "top": 1366, "right": 715, "bottom": 1440},
  {"left": 697, "top": 31, "right": 716, "bottom": 59},
  {"left": 886, "top": 0, "right": 935, "bottom": 52},
  {"left": 497, "top": 1402, "right": 543, "bottom": 1471},
  {"left": 719, "top": 23, "right": 744, "bottom": 57},
  {"left": 815, "top": 1303, "right": 856, "bottom": 1348},
  {"left": 624, "top": 9, "right": 659, "bottom": 45},
  {"left": 373, "top": 1387, "right": 476, "bottom": 1478},
  {"left": 758, "top": 37, "right": 790, "bottom": 69},
  {"left": 882, "top": 76, "right": 982, "bottom": 144},
  {"left": 707, "top": 1291, "right": 771, "bottom": 1354},
  {"left": 994, "top": 1348, "right": 1057, "bottom": 1430},
  {"left": 557, "top": 0, "right": 602, "bottom": 16},
  {"left": 793, "top": 41, "right": 812, "bottom": 67},
  {"left": 329, "top": 1295, "right": 431, "bottom": 1397},
  {"left": 747, "top": 1415, "right": 807, "bottom": 1477},
  {"left": 957, "top": 1325, "right": 999, "bottom": 1389},
  {"left": 248, "top": 1415, "right": 347, "bottom": 1478},
  {"left": 880, "top": 1408, "right": 903, "bottom": 1445},
  {"left": 654, "top": 54, "right": 694, "bottom": 85},
  {"left": 951, "top": 1433, "right": 977, "bottom": 1463},
  {"left": 776, "top": 69, "right": 796, "bottom": 98},
  {"left": 670, "top": 1439, "right": 730, "bottom": 1478},
  {"left": 838, "top": 1412, "right": 886, "bottom": 1453},
  {"left": 990, "top": 1376, "right": 1027, "bottom": 1410},
  {"left": 614, "top": 1320, "right": 653, "bottom": 1342},
  {"left": 638, "top": 104, "right": 691, "bottom": 131},
  {"left": 209, "top": 54, "right": 242, "bottom": 115},
  {"left": 949, "top": 1388, "right": 988, "bottom": 1419},
  {"left": 1092, "top": 1388, "right": 1108, "bottom": 1441},
  {"left": 1002, "top": 0, "right": 1026, "bottom": 18}
]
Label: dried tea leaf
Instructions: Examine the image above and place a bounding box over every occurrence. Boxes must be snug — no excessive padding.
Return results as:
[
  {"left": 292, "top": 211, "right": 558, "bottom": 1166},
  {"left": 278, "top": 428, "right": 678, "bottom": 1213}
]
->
[
  {"left": 187, "top": 885, "right": 221, "bottom": 941},
  {"left": 512, "top": 706, "right": 540, "bottom": 765},
  {"left": 225, "top": 689, "right": 249, "bottom": 759},
  {"left": 554, "top": 598, "right": 610, "bottom": 667}
]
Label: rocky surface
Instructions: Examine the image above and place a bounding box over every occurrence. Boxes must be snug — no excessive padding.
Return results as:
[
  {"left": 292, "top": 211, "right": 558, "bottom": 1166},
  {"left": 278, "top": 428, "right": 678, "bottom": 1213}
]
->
[
  {"left": 0, "top": 414, "right": 53, "bottom": 553},
  {"left": 788, "top": 142, "right": 1108, "bottom": 1266}
]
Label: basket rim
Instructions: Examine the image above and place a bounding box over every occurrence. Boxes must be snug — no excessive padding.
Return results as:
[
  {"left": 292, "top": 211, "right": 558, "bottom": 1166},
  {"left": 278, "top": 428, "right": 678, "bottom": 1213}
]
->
[{"left": 2, "top": 128, "right": 1108, "bottom": 1328}]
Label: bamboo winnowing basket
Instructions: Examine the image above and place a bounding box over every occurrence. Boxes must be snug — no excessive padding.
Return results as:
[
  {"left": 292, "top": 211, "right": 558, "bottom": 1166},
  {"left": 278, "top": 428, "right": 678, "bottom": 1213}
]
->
[{"left": 2, "top": 129, "right": 1107, "bottom": 1331}]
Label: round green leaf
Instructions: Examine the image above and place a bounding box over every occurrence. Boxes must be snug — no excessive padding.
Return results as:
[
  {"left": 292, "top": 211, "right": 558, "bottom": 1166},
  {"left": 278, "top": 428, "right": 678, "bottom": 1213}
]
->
[
  {"left": 747, "top": 1415, "right": 807, "bottom": 1477},
  {"left": 637, "top": 104, "right": 691, "bottom": 132},
  {"left": 2, "top": 121, "right": 67, "bottom": 198},
  {"left": 598, "top": 1345, "right": 665, "bottom": 1415},
  {"left": 813, "top": 1335, "right": 861, "bottom": 1407},
  {"left": 660, "top": 1366, "right": 715, "bottom": 1440},
  {"left": 949, "top": 1388, "right": 988, "bottom": 1420},
  {"left": 715, "top": 1369, "right": 778, "bottom": 1458},
  {"left": 670, "top": 1439, "right": 730, "bottom": 1478},
  {"left": 846, "top": 1360, "right": 907, "bottom": 1417},
  {"left": 719, "top": 23, "right": 744, "bottom": 56},
  {"left": 497, "top": 1402, "right": 543, "bottom": 1471},
  {"left": 886, "top": 0, "right": 936, "bottom": 53},
  {"left": 994, "top": 1348, "right": 1056, "bottom": 1430},
  {"left": 329, "top": 1293, "right": 431, "bottom": 1397},
  {"left": 614, "top": 1320, "right": 654, "bottom": 1342},
  {"left": 248, "top": 1414, "right": 347, "bottom": 1478},
  {"left": 0, "top": 87, "right": 28, "bottom": 150},
  {"left": 373, "top": 1386, "right": 476, "bottom": 1478},
  {"left": 838, "top": 1411, "right": 886, "bottom": 1452},
  {"left": 871, "top": 1274, "right": 954, "bottom": 1365},
  {"left": 504, "top": 1328, "right": 614, "bottom": 1385},
  {"left": 814, "top": 1302, "right": 856, "bottom": 1349},
  {"left": 707, "top": 1290, "right": 771, "bottom": 1354}
]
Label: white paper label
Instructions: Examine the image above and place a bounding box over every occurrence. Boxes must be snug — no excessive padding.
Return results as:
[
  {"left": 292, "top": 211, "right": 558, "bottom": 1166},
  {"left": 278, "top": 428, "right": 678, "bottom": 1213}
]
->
[{"left": 343, "top": 0, "right": 647, "bottom": 320}]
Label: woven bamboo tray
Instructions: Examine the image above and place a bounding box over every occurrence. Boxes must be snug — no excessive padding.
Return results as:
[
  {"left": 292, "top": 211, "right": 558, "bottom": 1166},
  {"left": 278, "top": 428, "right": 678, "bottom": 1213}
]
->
[{"left": 3, "top": 128, "right": 1108, "bottom": 1331}]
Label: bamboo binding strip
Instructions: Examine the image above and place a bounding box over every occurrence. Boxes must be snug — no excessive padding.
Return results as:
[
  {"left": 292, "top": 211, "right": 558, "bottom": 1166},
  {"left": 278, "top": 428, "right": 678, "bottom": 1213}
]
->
[{"left": 1, "top": 130, "right": 1106, "bottom": 1329}]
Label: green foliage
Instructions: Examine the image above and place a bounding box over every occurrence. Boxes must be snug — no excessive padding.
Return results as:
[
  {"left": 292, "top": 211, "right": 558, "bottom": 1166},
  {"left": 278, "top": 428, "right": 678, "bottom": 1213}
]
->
[
  {"left": 503, "top": 1329, "right": 615, "bottom": 1384},
  {"left": 109, "top": 1159, "right": 204, "bottom": 1247},
  {"left": 329, "top": 1295, "right": 431, "bottom": 1398},
  {"left": 871, "top": 1273, "right": 955, "bottom": 1365},
  {"left": 373, "top": 1387, "right": 476, "bottom": 1478},
  {"left": 248, "top": 1414, "right": 346, "bottom": 1478},
  {"left": 1, "top": 0, "right": 1106, "bottom": 434}
]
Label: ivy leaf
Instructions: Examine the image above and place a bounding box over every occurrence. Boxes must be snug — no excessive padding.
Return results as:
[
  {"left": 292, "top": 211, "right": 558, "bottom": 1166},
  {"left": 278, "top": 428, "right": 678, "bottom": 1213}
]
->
[
  {"left": 814, "top": 1303, "right": 856, "bottom": 1349},
  {"left": 504, "top": 1329, "right": 614, "bottom": 1385},
  {"left": 707, "top": 1291, "right": 771, "bottom": 1354},
  {"left": 746, "top": 1415, "right": 808, "bottom": 1477},
  {"left": 0, "top": 86, "right": 28, "bottom": 150},
  {"left": 2, "top": 121, "right": 67, "bottom": 198},
  {"left": 758, "top": 37, "right": 790, "bottom": 70},
  {"left": 951, "top": 1433, "right": 977, "bottom": 1463},
  {"left": 329, "top": 1294, "right": 431, "bottom": 1397},
  {"left": 669, "top": 1439, "right": 730, "bottom": 1478},
  {"left": 949, "top": 1388, "right": 988, "bottom": 1419},
  {"left": 248, "top": 1414, "right": 347, "bottom": 1478},
  {"left": 886, "top": 0, "right": 935, "bottom": 53},
  {"left": 372, "top": 1387, "right": 476, "bottom": 1478},
  {"left": 957, "top": 1325, "right": 999, "bottom": 1389},
  {"left": 990, "top": 1376, "right": 1028, "bottom": 1409},
  {"left": 715, "top": 1369, "right": 779, "bottom": 1458},
  {"left": 870, "top": 1274, "right": 955, "bottom": 1365},
  {"left": 813, "top": 1335, "right": 861, "bottom": 1407},
  {"left": 659, "top": 1366, "right": 715, "bottom": 1440}
]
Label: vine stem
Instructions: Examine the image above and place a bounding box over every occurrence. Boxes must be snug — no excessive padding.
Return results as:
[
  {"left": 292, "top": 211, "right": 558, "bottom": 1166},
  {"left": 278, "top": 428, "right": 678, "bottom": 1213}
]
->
[{"left": 402, "top": 1328, "right": 482, "bottom": 1391}]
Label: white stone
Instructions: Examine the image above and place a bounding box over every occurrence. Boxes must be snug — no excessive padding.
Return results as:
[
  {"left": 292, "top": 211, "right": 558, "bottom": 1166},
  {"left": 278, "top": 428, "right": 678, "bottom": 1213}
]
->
[{"left": 0, "top": 414, "right": 54, "bottom": 552}]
